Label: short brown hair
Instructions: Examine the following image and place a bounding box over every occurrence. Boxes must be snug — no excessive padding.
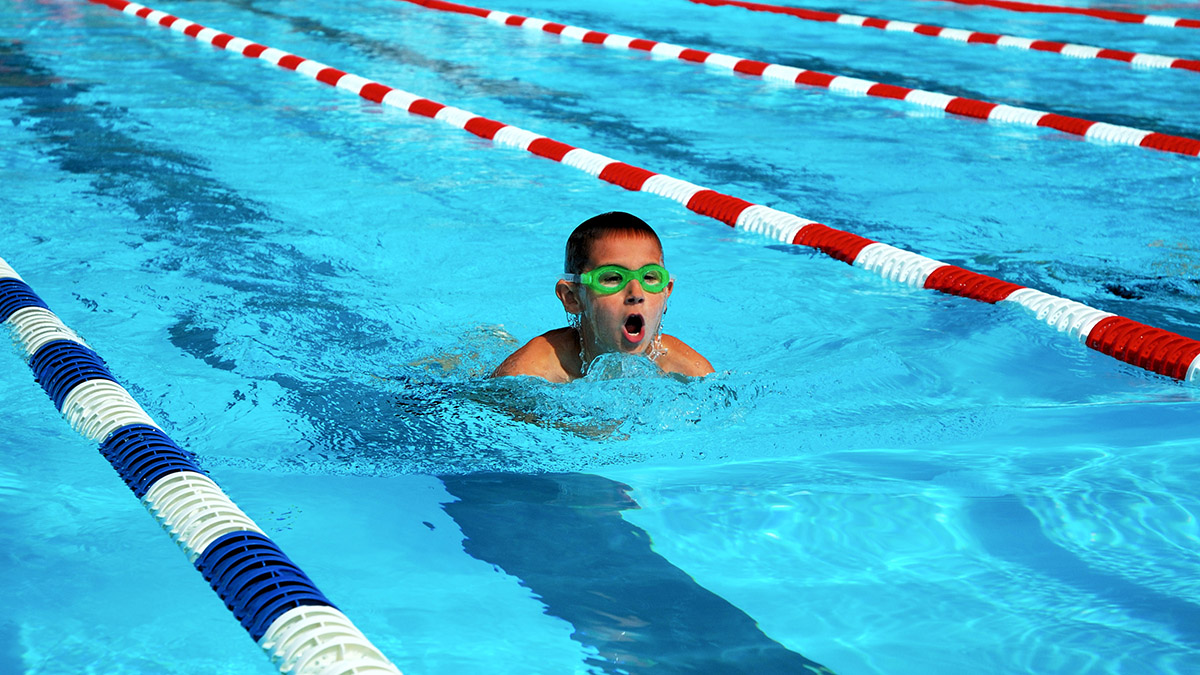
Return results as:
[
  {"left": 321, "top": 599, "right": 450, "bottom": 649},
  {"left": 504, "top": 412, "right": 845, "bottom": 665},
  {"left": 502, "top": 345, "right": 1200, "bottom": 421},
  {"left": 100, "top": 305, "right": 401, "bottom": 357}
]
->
[{"left": 564, "top": 212, "right": 662, "bottom": 274}]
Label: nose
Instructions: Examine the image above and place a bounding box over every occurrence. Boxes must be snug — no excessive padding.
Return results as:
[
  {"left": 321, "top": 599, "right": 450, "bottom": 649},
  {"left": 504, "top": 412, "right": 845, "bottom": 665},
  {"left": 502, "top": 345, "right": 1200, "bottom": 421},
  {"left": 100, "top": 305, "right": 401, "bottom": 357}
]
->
[{"left": 623, "top": 280, "right": 645, "bottom": 304}]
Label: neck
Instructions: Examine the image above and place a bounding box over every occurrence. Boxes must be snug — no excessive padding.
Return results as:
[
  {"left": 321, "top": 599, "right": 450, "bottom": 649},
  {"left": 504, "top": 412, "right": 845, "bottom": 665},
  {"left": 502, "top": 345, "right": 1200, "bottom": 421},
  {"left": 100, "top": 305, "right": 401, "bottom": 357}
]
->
[
  {"left": 576, "top": 326, "right": 597, "bottom": 374},
  {"left": 575, "top": 327, "right": 662, "bottom": 375}
]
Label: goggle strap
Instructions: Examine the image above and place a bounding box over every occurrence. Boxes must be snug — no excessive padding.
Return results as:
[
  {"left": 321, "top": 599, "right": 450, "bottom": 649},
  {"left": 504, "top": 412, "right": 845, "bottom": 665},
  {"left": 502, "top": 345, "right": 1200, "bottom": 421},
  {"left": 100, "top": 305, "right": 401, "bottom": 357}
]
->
[{"left": 558, "top": 271, "right": 677, "bottom": 282}]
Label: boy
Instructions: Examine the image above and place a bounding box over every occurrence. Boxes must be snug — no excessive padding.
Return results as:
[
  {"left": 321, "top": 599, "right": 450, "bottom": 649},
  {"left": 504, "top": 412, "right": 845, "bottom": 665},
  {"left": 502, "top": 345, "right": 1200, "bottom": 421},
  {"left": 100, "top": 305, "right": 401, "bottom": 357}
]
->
[{"left": 491, "top": 212, "right": 713, "bottom": 382}]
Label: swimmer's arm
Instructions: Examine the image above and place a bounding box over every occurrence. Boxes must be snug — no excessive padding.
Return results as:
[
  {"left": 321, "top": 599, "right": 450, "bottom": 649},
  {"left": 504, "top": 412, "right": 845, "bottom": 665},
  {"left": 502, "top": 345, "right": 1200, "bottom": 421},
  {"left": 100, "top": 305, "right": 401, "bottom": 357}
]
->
[{"left": 660, "top": 335, "right": 715, "bottom": 377}]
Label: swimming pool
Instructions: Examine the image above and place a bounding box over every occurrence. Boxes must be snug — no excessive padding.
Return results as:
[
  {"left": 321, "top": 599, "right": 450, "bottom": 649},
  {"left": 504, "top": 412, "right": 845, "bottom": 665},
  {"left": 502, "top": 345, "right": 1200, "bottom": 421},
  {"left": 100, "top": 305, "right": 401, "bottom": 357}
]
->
[{"left": 2, "top": 0, "right": 1199, "bottom": 671}]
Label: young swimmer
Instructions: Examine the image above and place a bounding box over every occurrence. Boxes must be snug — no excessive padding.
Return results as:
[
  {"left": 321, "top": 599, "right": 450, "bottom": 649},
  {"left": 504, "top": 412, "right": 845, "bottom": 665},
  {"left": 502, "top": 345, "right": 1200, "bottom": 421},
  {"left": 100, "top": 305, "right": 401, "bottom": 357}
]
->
[{"left": 491, "top": 211, "right": 714, "bottom": 382}]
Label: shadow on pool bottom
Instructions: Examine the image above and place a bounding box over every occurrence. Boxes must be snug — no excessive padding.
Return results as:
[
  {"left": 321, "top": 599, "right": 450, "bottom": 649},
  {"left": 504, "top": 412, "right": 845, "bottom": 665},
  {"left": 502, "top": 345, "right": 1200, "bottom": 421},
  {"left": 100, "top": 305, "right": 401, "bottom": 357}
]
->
[{"left": 439, "top": 472, "right": 832, "bottom": 675}]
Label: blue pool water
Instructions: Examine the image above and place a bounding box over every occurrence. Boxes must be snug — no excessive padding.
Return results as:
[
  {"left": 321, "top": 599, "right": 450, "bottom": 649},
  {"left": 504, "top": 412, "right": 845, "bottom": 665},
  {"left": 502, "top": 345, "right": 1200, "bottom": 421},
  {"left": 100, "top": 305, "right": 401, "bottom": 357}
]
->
[{"left": 2, "top": 0, "right": 1199, "bottom": 672}]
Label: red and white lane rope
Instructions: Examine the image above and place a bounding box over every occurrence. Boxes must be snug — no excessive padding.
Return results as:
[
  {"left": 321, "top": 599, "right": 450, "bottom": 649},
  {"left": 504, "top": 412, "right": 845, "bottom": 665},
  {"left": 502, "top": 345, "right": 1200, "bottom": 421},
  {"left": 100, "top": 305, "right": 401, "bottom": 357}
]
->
[
  {"left": 398, "top": 0, "right": 1200, "bottom": 158},
  {"left": 87, "top": 0, "right": 1200, "bottom": 383},
  {"left": 926, "top": 0, "right": 1200, "bottom": 29},
  {"left": 687, "top": 0, "right": 1200, "bottom": 72}
]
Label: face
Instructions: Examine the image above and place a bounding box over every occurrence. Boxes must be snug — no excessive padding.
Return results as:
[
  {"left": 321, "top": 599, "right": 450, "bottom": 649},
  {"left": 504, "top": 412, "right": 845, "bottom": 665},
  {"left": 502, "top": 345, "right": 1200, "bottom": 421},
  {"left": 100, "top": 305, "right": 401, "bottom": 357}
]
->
[{"left": 557, "top": 232, "right": 673, "bottom": 358}]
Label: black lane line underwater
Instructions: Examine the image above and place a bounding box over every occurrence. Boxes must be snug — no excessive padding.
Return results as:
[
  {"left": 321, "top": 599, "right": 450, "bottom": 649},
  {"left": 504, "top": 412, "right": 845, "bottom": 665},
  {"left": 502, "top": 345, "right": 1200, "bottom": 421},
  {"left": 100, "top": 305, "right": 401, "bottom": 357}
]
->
[{"left": 440, "top": 472, "right": 836, "bottom": 675}]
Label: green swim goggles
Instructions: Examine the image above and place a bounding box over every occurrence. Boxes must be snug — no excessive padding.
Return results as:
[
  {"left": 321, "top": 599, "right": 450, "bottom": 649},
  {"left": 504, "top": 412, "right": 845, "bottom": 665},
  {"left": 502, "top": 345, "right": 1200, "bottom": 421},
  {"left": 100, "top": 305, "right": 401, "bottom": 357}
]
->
[{"left": 563, "top": 264, "right": 671, "bottom": 295}]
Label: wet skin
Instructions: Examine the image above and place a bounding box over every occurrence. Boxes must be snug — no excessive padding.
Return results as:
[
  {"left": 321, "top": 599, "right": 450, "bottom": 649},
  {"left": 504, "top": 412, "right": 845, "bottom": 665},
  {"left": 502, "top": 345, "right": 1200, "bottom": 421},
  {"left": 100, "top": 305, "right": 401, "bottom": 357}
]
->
[
  {"left": 567, "top": 233, "right": 672, "bottom": 362},
  {"left": 490, "top": 232, "right": 713, "bottom": 382}
]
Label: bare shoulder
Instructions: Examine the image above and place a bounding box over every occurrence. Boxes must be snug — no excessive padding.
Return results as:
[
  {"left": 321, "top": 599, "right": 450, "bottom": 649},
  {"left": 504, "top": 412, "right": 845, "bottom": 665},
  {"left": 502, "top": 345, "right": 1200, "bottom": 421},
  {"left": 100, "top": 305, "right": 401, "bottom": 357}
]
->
[
  {"left": 657, "top": 334, "right": 714, "bottom": 378},
  {"left": 489, "top": 328, "right": 580, "bottom": 383}
]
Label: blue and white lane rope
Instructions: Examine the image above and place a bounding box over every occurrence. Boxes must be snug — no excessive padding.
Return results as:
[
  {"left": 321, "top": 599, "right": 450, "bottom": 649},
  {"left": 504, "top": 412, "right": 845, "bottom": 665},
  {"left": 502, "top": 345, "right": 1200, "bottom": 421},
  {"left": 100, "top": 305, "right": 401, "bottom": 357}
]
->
[{"left": 0, "top": 258, "right": 401, "bottom": 675}]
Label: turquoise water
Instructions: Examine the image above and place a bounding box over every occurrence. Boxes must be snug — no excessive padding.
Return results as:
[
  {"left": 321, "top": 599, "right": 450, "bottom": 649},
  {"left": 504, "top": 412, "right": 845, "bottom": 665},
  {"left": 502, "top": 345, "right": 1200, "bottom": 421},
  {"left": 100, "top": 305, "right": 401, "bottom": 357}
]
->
[{"left": 1, "top": 0, "right": 1199, "bottom": 672}]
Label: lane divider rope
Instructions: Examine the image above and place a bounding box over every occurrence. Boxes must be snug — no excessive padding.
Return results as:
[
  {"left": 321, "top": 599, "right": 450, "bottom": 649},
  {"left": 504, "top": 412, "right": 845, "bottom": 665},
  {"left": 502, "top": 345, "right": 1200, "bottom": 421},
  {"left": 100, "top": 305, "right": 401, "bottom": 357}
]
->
[
  {"left": 85, "top": 0, "right": 1200, "bottom": 383},
  {"left": 397, "top": 0, "right": 1200, "bottom": 158},
  {"left": 0, "top": 258, "right": 403, "bottom": 674},
  {"left": 685, "top": 0, "right": 1200, "bottom": 73},
  {"left": 925, "top": 0, "right": 1200, "bottom": 29}
]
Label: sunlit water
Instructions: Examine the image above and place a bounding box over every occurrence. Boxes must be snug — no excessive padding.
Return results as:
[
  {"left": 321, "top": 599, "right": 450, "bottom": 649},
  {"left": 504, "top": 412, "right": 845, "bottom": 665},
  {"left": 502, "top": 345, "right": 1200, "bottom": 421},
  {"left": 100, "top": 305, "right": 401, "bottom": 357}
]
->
[{"left": 1, "top": 0, "right": 1198, "bottom": 672}]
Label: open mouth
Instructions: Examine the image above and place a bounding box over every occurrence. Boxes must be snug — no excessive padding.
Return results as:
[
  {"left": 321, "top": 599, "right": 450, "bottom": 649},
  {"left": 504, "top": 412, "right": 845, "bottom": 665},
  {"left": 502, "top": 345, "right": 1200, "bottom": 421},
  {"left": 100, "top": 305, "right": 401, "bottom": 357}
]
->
[{"left": 622, "top": 314, "right": 646, "bottom": 343}]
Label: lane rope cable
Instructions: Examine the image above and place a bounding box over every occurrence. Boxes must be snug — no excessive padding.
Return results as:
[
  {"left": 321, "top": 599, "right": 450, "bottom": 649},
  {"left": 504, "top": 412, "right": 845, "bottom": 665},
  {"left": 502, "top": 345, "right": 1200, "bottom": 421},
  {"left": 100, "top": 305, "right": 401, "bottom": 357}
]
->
[
  {"left": 922, "top": 0, "right": 1200, "bottom": 29},
  {"left": 685, "top": 0, "right": 1200, "bottom": 73},
  {"left": 397, "top": 0, "right": 1200, "bottom": 158},
  {"left": 85, "top": 0, "right": 1200, "bottom": 383},
  {"left": 0, "top": 258, "right": 403, "bottom": 673}
]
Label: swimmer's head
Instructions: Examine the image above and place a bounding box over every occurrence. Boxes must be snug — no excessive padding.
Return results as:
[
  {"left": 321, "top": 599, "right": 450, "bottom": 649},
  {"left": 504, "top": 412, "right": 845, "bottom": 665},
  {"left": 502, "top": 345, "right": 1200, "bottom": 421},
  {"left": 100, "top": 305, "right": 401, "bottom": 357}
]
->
[
  {"left": 556, "top": 212, "right": 672, "bottom": 365},
  {"left": 565, "top": 211, "right": 663, "bottom": 274}
]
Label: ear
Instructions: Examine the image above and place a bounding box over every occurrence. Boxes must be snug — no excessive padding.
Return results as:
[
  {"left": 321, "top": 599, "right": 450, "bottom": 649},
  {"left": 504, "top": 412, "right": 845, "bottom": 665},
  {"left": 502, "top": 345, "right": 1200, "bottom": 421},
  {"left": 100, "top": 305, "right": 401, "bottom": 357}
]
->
[{"left": 556, "top": 279, "right": 584, "bottom": 314}]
